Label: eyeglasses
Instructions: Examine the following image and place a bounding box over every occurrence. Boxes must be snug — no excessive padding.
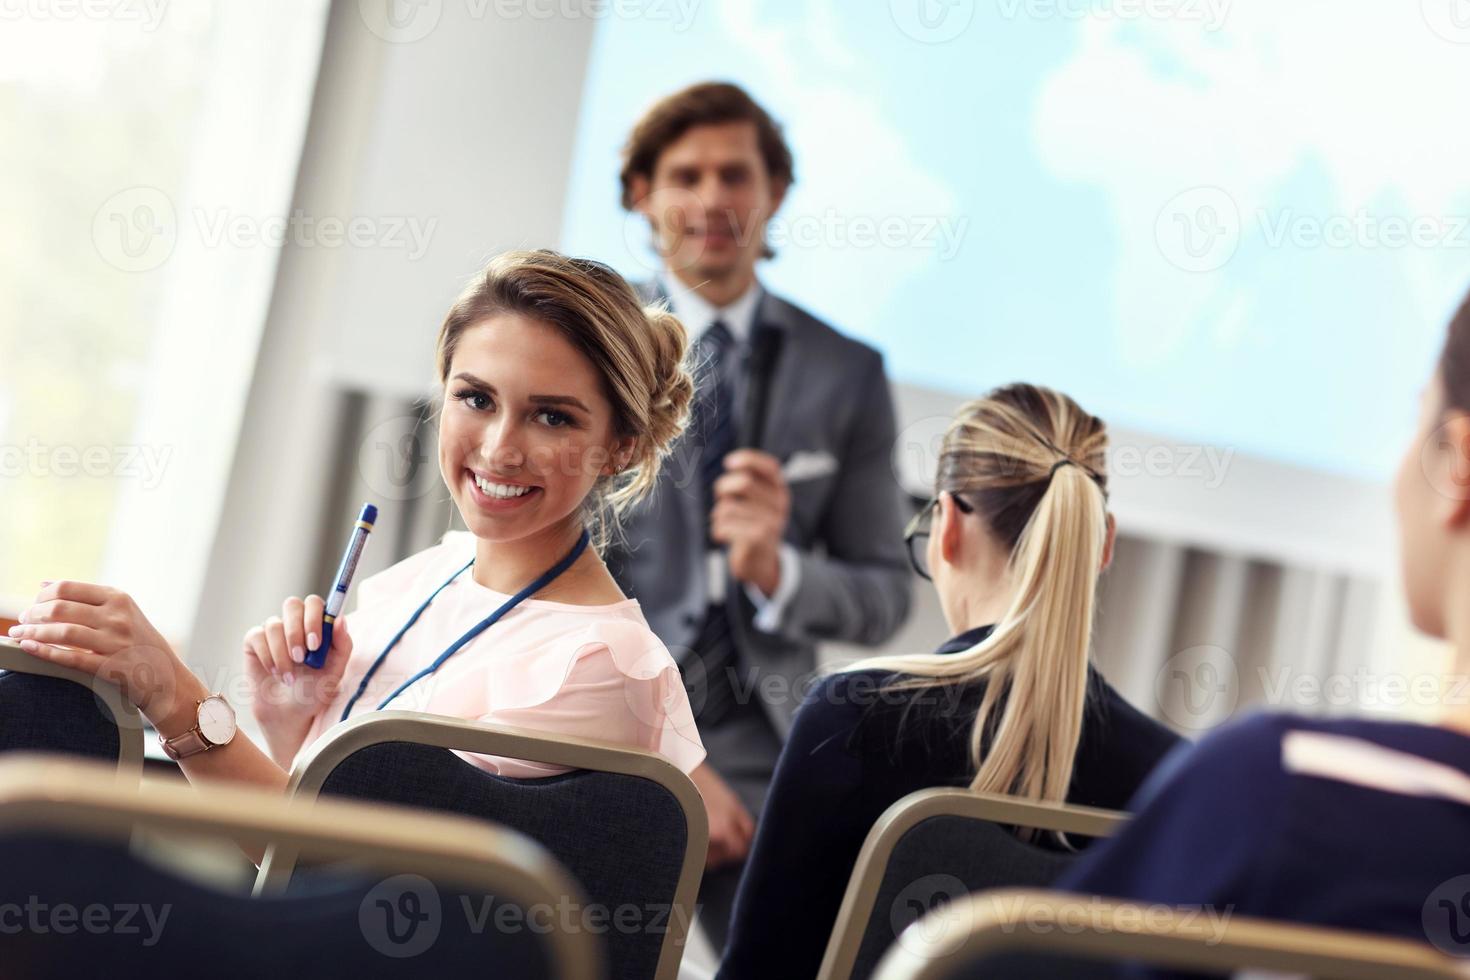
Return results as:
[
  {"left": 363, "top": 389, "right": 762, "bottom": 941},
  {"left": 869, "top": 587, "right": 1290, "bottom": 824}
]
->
[{"left": 904, "top": 493, "right": 974, "bottom": 581}]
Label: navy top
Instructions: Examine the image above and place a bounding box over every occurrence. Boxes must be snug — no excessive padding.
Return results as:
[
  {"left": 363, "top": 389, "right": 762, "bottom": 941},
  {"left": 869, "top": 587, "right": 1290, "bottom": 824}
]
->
[
  {"left": 716, "top": 626, "right": 1183, "bottom": 980},
  {"left": 1059, "top": 712, "right": 1470, "bottom": 969}
]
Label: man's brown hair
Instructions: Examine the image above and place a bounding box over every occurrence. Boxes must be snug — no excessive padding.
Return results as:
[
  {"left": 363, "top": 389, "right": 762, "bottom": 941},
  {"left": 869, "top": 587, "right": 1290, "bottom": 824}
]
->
[
  {"left": 1441, "top": 287, "right": 1470, "bottom": 413},
  {"left": 618, "top": 81, "right": 795, "bottom": 210}
]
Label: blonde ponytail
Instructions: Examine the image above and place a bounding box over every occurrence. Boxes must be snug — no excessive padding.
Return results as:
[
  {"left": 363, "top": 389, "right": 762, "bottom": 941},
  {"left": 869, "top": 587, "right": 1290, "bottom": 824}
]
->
[{"left": 851, "top": 384, "right": 1110, "bottom": 807}]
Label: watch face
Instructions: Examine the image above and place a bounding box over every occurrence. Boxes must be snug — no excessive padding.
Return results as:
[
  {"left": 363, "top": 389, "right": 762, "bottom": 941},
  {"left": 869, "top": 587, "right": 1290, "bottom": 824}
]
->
[{"left": 197, "top": 695, "right": 237, "bottom": 745}]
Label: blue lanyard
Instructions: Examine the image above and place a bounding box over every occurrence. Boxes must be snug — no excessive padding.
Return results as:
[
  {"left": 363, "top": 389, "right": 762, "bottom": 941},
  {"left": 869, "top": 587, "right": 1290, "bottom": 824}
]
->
[{"left": 339, "top": 529, "right": 591, "bottom": 722}]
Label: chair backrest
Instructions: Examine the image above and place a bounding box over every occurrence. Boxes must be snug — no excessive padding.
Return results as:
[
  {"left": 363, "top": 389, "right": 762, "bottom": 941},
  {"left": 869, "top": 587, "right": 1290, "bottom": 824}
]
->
[
  {"left": 871, "top": 888, "right": 1466, "bottom": 980},
  {"left": 818, "top": 788, "right": 1127, "bottom": 980},
  {"left": 259, "top": 710, "right": 708, "bottom": 980},
  {"left": 0, "top": 637, "right": 144, "bottom": 777},
  {"left": 0, "top": 753, "right": 602, "bottom": 979}
]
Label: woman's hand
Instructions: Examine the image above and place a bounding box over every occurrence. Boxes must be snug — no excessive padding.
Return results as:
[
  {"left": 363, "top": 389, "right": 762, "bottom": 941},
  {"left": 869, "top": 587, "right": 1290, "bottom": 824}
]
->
[
  {"left": 7, "top": 580, "right": 197, "bottom": 728},
  {"left": 241, "top": 595, "right": 353, "bottom": 727}
]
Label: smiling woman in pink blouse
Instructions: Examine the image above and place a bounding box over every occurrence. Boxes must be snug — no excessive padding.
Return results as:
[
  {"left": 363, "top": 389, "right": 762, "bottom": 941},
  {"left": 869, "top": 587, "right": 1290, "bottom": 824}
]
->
[{"left": 9, "top": 250, "right": 706, "bottom": 794}]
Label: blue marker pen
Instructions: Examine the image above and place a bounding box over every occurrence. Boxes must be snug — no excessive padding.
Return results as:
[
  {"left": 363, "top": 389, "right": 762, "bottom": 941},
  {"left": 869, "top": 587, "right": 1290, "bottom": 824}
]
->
[{"left": 305, "top": 503, "right": 378, "bottom": 669}]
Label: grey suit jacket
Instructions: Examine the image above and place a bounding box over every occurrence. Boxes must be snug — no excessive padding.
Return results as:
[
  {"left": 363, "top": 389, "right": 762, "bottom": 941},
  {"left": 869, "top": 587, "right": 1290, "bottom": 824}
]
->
[{"left": 606, "top": 282, "right": 913, "bottom": 738}]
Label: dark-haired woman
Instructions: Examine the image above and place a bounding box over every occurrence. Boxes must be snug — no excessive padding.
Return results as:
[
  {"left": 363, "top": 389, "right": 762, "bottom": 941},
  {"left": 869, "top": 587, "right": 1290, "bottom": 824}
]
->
[{"left": 1058, "top": 292, "right": 1470, "bottom": 960}]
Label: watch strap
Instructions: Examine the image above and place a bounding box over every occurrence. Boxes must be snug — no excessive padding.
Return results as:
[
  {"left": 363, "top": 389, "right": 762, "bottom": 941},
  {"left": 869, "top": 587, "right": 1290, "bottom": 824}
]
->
[{"left": 160, "top": 727, "right": 209, "bottom": 760}]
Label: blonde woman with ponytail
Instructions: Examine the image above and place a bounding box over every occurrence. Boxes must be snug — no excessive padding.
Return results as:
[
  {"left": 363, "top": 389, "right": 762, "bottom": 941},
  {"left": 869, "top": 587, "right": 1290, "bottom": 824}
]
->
[{"left": 716, "top": 383, "right": 1180, "bottom": 980}]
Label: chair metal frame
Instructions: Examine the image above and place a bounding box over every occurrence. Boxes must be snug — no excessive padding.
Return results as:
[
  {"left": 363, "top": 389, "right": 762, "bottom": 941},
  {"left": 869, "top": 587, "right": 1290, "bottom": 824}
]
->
[
  {"left": 0, "top": 636, "right": 144, "bottom": 779},
  {"left": 0, "top": 753, "right": 602, "bottom": 980},
  {"left": 260, "top": 710, "right": 709, "bottom": 980},
  {"left": 818, "top": 787, "right": 1128, "bottom": 980},
  {"left": 871, "top": 888, "right": 1466, "bottom": 980}
]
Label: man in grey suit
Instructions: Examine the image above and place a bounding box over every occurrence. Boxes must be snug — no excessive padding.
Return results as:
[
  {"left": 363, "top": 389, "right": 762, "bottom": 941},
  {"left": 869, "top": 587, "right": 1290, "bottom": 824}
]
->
[{"left": 612, "top": 81, "right": 912, "bottom": 947}]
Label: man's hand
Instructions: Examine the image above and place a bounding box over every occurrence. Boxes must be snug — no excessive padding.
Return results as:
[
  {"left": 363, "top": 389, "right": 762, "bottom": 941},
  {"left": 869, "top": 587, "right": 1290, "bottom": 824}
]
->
[
  {"left": 711, "top": 449, "right": 791, "bottom": 597},
  {"left": 690, "top": 761, "right": 755, "bottom": 870}
]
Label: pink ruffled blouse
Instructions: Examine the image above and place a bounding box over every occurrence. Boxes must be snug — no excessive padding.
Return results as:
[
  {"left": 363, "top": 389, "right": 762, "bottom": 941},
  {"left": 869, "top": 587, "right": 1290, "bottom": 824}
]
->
[{"left": 296, "top": 532, "right": 705, "bottom": 778}]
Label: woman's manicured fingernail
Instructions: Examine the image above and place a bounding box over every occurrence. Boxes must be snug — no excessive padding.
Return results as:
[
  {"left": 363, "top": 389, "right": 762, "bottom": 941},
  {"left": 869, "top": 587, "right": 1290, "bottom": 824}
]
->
[
  {"left": 306, "top": 633, "right": 318, "bottom": 650},
  {"left": 290, "top": 646, "right": 304, "bottom": 664},
  {"left": 19, "top": 639, "right": 38, "bottom": 653}
]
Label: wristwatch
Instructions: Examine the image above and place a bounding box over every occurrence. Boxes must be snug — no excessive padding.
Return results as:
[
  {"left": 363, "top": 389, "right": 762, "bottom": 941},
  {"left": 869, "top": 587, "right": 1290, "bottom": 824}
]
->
[{"left": 159, "top": 693, "right": 237, "bottom": 760}]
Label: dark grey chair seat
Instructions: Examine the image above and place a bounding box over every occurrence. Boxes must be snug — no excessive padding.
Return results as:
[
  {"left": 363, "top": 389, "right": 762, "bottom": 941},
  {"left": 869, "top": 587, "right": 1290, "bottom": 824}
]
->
[
  {"left": 871, "top": 889, "right": 1463, "bottom": 980},
  {"left": 0, "top": 753, "right": 601, "bottom": 979},
  {"left": 1, "top": 832, "right": 555, "bottom": 979},
  {"left": 819, "top": 789, "right": 1127, "bottom": 980},
  {"left": 261, "top": 712, "right": 707, "bottom": 980},
  {"left": 0, "top": 639, "right": 143, "bottom": 774}
]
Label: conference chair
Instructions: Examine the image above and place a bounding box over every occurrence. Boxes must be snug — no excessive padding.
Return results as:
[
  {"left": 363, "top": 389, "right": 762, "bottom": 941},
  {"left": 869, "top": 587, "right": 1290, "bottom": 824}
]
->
[
  {"left": 0, "top": 635, "right": 144, "bottom": 776},
  {"left": 817, "top": 788, "right": 1127, "bottom": 980},
  {"left": 0, "top": 752, "right": 601, "bottom": 979},
  {"left": 870, "top": 888, "right": 1464, "bottom": 980},
  {"left": 258, "top": 710, "right": 708, "bottom": 980}
]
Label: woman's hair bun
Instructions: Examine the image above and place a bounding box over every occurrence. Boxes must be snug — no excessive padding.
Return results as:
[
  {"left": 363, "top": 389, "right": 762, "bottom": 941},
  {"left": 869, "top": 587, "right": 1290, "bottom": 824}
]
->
[{"left": 641, "top": 304, "right": 696, "bottom": 455}]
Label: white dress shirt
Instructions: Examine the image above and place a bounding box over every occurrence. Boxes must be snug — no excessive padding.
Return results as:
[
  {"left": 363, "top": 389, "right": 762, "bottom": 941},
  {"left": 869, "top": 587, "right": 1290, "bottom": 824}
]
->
[{"left": 658, "top": 273, "right": 801, "bottom": 633}]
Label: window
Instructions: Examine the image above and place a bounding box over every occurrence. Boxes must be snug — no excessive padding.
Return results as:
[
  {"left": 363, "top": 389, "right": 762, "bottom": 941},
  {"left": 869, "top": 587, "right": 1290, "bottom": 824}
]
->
[{"left": 0, "top": 2, "right": 329, "bottom": 640}]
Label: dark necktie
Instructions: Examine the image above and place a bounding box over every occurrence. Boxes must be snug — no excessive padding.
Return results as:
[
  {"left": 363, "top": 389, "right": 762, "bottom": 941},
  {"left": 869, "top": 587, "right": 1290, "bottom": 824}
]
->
[
  {"left": 695, "top": 319, "right": 738, "bottom": 510},
  {"left": 687, "top": 318, "right": 742, "bottom": 726}
]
